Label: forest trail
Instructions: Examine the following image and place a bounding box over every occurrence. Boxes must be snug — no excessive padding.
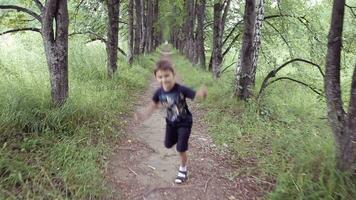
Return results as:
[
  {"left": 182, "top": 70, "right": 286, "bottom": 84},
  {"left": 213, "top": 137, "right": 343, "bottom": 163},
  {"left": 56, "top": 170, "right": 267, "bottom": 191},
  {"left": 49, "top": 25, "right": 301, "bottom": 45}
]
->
[{"left": 105, "top": 51, "right": 268, "bottom": 200}]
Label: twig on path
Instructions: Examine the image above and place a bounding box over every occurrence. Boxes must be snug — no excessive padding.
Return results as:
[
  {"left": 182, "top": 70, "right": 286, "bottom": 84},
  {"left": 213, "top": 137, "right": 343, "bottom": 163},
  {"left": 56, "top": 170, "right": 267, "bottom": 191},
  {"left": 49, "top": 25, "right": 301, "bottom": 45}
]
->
[
  {"left": 147, "top": 165, "right": 156, "bottom": 170},
  {"left": 118, "top": 147, "right": 138, "bottom": 151},
  {"left": 143, "top": 185, "right": 199, "bottom": 198},
  {"left": 128, "top": 167, "right": 138, "bottom": 176},
  {"left": 204, "top": 176, "right": 213, "bottom": 193}
]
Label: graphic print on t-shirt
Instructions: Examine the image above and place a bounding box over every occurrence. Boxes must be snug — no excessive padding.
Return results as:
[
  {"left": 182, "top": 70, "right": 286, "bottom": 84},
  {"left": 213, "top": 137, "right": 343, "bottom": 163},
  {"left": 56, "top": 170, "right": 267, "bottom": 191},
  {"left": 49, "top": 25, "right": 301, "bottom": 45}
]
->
[
  {"left": 152, "top": 84, "right": 195, "bottom": 125},
  {"left": 160, "top": 92, "right": 186, "bottom": 122}
]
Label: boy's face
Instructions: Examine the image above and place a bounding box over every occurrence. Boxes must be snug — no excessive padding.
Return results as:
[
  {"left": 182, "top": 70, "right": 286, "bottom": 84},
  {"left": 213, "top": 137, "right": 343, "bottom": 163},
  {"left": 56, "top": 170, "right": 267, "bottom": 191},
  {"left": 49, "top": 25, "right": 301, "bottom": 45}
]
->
[{"left": 155, "top": 69, "right": 175, "bottom": 90}]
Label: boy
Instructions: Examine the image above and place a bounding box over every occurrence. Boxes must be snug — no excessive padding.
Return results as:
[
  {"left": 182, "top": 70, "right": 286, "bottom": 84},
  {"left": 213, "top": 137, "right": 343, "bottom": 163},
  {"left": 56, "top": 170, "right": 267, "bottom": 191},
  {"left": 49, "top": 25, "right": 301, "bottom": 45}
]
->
[{"left": 134, "top": 59, "right": 207, "bottom": 184}]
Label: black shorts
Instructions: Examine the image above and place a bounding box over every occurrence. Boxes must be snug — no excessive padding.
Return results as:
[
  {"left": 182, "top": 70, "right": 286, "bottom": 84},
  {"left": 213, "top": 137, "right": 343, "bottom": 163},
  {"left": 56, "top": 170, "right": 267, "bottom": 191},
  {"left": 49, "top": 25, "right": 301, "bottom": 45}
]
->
[{"left": 164, "top": 124, "right": 192, "bottom": 152}]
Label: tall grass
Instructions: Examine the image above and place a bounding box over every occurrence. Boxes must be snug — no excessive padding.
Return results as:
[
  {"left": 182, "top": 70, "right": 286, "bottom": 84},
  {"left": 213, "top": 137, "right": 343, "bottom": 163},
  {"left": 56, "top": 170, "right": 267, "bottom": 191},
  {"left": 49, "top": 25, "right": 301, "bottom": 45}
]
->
[
  {"left": 172, "top": 51, "right": 355, "bottom": 200},
  {"left": 0, "top": 33, "right": 155, "bottom": 199}
]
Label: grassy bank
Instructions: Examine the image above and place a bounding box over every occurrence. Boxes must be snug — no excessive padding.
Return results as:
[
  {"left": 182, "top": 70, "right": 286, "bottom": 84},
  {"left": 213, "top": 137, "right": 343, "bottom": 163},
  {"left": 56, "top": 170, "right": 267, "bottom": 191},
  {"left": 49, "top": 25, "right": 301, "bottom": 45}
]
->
[
  {"left": 172, "top": 52, "right": 355, "bottom": 200},
  {"left": 0, "top": 34, "right": 155, "bottom": 199}
]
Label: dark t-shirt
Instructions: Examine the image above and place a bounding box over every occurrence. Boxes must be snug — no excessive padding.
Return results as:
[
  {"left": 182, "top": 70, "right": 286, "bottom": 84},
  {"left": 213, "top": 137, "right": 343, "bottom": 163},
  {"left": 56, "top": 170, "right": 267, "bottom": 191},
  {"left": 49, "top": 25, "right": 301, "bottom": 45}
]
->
[{"left": 152, "top": 83, "right": 196, "bottom": 127}]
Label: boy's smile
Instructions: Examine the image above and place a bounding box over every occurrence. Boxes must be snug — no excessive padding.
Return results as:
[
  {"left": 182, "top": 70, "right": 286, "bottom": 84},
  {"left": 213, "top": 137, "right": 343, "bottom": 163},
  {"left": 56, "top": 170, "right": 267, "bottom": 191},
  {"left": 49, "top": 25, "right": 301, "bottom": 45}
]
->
[{"left": 155, "top": 69, "right": 175, "bottom": 91}]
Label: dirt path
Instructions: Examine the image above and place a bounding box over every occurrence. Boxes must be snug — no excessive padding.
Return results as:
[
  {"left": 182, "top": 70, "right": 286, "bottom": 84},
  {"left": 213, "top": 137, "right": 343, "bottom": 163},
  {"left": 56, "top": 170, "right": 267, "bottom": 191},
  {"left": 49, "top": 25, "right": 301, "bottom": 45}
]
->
[{"left": 106, "top": 53, "right": 269, "bottom": 200}]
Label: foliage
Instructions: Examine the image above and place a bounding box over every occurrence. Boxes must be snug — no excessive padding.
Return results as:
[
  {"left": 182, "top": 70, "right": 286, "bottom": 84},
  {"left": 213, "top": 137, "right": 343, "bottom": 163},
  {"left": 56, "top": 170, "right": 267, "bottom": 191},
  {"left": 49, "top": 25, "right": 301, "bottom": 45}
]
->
[{"left": 0, "top": 33, "right": 154, "bottom": 199}]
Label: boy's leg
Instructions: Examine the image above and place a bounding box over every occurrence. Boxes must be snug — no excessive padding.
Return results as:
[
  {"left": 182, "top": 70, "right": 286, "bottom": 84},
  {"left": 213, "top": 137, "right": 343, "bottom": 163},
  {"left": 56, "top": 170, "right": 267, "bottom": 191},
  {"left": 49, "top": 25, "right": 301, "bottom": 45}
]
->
[
  {"left": 179, "top": 151, "right": 187, "bottom": 167},
  {"left": 175, "top": 127, "right": 191, "bottom": 184},
  {"left": 164, "top": 124, "right": 178, "bottom": 149}
]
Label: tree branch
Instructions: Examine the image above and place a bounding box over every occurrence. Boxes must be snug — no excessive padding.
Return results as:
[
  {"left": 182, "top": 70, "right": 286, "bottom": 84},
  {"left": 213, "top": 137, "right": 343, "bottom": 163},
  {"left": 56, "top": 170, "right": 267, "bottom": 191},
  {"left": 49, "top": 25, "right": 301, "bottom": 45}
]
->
[
  {"left": 70, "top": 31, "right": 127, "bottom": 56},
  {"left": 0, "top": 5, "right": 41, "bottom": 22},
  {"left": 32, "top": 0, "right": 44, "bottom": 10},
  {"left": 0, "top": 27, "right": 41, "bottom": 36},
  {"left": 266, "top": 77, "right": 323, "bottom": 96},
  {"left": 258, "top": 58, "right": 325, "bottom": 99},
  {"left": 222, "top": 33, "right": 240, "bottom": 57},
  {"left": 345, "top": 4, "right": 356, "bottom": 17},
  {"left": 222, "top": 19, "right": 243, "bottom": 46},
  {"left": 265, "top": 14, "right": 322, "bottom": 43},
  {"left": 221, "top": 62, "right": 236, "bottom": 74},
  {"left": 264, "top": 20, "right": 292, "bottom": 52}
]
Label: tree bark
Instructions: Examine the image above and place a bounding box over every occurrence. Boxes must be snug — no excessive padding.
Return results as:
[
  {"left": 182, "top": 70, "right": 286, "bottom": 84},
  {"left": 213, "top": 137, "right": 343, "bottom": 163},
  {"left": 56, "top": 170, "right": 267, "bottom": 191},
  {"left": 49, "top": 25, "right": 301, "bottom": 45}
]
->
[
  {"left": 41, "top": 0, "right": 69, "bottom": 106},
  {"left": 212, "top": 2, "right": 223, "bottom": 78},
  {"left": 183, "top": 0, "right": 195, "bottom": 61},
  {"left": 234, "top": 0, "right": 256, "bottom": 99},
  {"left": 128, "top": 0, "right": 134, "bottom": 64},
  {"left": 134, "top": 0, "right": 142, "bottom": 55},
  {"left": 145, "top": 0, "right": 153, "bottom": 52},
  {"left": 325, "top": 0, "right": 356, "bottom": 172},
  {"left": 140, "top": 0, "right": 146, "bottom": 53},
  {"left": 106, "top": 0, "right": 120, "bottom": 78},
  {"left": 211, "top": 0, "right": 231, "bottom": 77},
  {"left": 195, "top": 0, "right": 206, "bottom": 69},
  {"left": 251, "top": 0, "right": 264, "bottom": 85}
]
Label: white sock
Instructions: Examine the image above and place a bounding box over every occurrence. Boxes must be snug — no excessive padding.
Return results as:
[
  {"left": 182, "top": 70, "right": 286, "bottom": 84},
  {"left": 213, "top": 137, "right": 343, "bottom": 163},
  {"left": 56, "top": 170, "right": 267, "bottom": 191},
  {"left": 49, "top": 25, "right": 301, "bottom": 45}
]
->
[{"left": 179, "top": 166, "right": 187, "bottom": 172}]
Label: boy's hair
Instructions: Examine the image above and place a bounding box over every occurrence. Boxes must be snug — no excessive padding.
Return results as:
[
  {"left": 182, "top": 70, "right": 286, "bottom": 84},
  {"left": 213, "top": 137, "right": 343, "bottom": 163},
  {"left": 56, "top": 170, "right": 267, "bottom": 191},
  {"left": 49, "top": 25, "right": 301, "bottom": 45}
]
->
[{"left": 154, "top": 59, "right": 175, "bottom": 76}]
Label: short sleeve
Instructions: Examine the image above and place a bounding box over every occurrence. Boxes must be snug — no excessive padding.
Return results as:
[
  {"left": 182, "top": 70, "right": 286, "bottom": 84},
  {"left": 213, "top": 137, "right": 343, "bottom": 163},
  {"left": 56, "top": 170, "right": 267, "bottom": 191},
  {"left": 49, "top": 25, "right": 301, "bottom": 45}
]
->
[
  {"left": 152, "top": 88, "right": 160, "bottom": 103},
  {"left": 180, "top": 85, "right": 196, "bottom": 100}
]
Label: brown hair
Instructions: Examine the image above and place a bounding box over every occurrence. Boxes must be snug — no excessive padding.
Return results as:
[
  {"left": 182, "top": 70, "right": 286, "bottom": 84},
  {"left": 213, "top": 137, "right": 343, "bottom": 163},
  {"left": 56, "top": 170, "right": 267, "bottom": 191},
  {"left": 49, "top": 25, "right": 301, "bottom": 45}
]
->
[{"left": 154, "top": 59, "right": 175, "bottom": 76}]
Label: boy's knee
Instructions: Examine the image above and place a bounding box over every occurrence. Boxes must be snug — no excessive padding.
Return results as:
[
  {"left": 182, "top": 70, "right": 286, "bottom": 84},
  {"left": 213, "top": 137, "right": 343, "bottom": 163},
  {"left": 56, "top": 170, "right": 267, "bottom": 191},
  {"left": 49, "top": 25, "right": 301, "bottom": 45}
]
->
[{"left": 164, "top": 141, "right": 175, "bottom": 149}]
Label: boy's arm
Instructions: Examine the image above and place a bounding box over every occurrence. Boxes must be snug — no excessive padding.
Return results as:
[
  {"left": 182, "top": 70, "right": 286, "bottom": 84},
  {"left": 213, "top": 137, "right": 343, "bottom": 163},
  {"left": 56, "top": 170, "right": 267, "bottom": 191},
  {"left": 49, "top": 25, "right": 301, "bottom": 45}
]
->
[
  {"left": 134, "top": 101, "right": 159, "bottom": 122},
  {"left": 194, "top": 85, "right": 208, "bottom": 100}
]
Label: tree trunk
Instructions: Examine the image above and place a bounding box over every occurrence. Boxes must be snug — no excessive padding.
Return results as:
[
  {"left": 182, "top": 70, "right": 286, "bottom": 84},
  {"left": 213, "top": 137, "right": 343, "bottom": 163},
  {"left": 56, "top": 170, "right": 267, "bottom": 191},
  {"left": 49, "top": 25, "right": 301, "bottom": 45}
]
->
[
  {"left": 140, "top": 0, "right": 146, "bottom": 53},
  {"left": 152, "top": 0, "right": 159, "bottom": 49},
  {"left": 234, "top": 0, "right": 256, "bottom": 99},
  {"left": 251, "top": 0, "right": 264, "bottom": 85},
  {"left": 41, "top": 0, "right": 69, "bottom": 106},
  {"left": 183, "top": 0, "right": 195, "bottom": 61},
  {"left": 106, "top": 0, "right": 120, "bottom": 78},
  {"left": 212, "top": 2, "right": 222, "bottom": 78},
  {"left": 134, "top": 0, "right": 142, "bottom": 55},
  {"left": 325, "top": 0, "right": 356, "bottom": 172},
  {"left": 145, "top": 0, "right": 153, "bottom": 52},
  {"left": 195, "top": 0, "right": 206, "bottom": 69},
  {"left": 128, "top": 0, "right": 134, "bottom": 64},
  {"left": 211, "top": 0, "right": 231, "bottom": 77}
]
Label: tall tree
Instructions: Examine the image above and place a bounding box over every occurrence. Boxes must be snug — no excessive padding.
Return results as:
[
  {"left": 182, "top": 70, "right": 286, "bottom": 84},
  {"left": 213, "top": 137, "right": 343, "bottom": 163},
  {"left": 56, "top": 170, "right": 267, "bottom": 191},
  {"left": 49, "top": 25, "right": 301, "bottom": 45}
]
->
[
  {"left": 325, "top": 0, "right": 356, "bottom": 172},
  {"left": 145, "top": 0, "right": 154, "bottom": 52},
  {"left": 212, "top": 0, "right": 231, "bottom": 78},
  {"left": 140, "top": 0, "right": 147, "bottom": 53},
  {"left": 134, "top": 0, "right": 142, "bottom": 55},
  {"left": 106, "top": 0, "right": 120, "bottom": 78},
  {"left": 234, "top": 0, "right": 256, "bottom": 99},
  {"left": 128, "top": 0, "right": 134, "bottom": 64},
  {"left": 1, "top": 0, "right": 70, "bottom": 106},
  {"left": 251, "top": 0, "right": 264, "bottom": 85},
  {"left": 183, "top": 0, "right": 195, "bottom": 61},
  {"left": 194, "top": 0, "right": 206, "bottom": 68}
]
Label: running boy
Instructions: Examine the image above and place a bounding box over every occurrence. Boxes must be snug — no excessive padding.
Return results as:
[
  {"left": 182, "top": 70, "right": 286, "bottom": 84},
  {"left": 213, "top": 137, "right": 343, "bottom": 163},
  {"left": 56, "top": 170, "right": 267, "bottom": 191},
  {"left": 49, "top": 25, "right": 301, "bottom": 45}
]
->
[{"left": 134, "top": 59, "right": 207, "bottom": 184}]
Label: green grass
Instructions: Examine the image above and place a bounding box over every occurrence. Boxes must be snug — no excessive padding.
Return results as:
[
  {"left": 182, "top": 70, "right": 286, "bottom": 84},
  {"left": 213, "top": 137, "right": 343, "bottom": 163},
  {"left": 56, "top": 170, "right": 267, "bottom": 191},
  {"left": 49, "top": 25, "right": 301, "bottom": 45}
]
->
[
  {"left": 0, "top": 34, "right": 156, "bottom": 199},
  {"left": 171, "top": 51, "right": 356, "bottom": 200}
]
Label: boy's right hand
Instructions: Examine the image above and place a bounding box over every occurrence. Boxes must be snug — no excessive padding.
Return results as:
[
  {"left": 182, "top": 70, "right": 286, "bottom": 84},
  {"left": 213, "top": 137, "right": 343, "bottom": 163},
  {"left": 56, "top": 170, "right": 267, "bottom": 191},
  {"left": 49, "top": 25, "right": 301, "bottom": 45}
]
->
[{"left": 196, "top": 85, "right": 208, "bottom": 100}]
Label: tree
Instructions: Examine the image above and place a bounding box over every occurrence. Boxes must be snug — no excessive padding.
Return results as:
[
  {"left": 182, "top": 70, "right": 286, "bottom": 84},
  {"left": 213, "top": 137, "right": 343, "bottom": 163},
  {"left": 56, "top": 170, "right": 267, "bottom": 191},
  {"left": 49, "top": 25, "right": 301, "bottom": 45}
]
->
[
  {"left": 324, "top": 0, "right": 356, "bottom": 172},
  {"left": 183, "top": 0, "right": 195, "bottom": 61},
  {"left": 234, "top": 0, "right": 256, "bottom": 99},
  {"left": 134, "top": 0, "right": 142, "bottom": 55},
  {"left": 194, "top": 0, "right": 206, "bottom": 68},
  {"left": 1, "top": 0, "right": 70, "bottom": 106},
  {"left": 106, "top": 0, "right": 120, "bottom": 78},
  {"left": 251, "top": 0, "right": 264, "bottom": 85},
  {"left": 128, "top": 0, "right": 134, "bottom": 64},
  {"left": 212, "top": 0, "right": 231, "bottom": 78}
]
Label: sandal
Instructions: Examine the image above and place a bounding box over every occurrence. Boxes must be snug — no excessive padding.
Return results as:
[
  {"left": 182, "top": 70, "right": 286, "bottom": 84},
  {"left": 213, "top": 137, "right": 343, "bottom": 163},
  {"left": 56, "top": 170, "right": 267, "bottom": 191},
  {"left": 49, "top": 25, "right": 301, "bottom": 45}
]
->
[{"left": 175, "top": 170, "right": 188, "bottom": 184}]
